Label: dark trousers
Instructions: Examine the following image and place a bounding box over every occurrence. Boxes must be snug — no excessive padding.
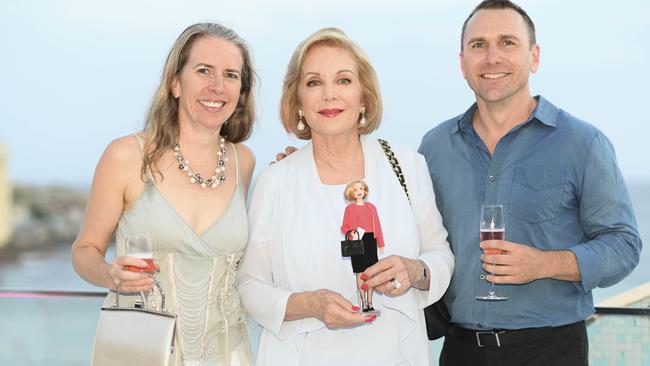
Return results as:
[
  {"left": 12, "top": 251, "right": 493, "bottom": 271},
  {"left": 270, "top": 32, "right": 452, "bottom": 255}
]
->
[{"left": 440, "top": 321, "right": 588, "bottom": 366}]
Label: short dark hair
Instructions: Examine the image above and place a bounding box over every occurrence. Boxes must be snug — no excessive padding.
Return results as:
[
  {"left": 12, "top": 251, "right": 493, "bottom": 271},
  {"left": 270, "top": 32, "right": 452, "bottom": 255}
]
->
[{"left": 461, "top": 0, "right": 536, "bottom": 50}]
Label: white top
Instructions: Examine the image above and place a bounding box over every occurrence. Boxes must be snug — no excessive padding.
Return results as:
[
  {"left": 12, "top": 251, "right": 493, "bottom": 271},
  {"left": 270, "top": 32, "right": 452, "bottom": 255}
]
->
[{"left": 238, "top": 136, "right": 454, "bottom": 366}]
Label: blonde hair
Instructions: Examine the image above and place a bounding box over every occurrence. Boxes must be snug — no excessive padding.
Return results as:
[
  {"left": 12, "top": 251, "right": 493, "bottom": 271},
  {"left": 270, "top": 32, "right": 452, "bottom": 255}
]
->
[
  {"left": 344, "top": 180, "right": 369, "bottom": 201},
  {"left": 279, "top": 28, "right": 382, "bottom": 140},
  {"left": 141, "top": 23, "right": 256, "bottom": 180}
]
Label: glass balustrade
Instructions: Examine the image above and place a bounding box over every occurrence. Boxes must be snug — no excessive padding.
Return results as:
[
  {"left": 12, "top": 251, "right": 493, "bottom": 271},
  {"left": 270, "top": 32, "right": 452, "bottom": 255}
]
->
[{"left": 1, "top": 289, "right": 648, "bottom": 365}]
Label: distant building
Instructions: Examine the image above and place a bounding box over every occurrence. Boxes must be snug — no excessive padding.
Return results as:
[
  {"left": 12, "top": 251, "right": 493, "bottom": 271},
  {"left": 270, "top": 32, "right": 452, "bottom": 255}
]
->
[{"left": 0, "top": 144, "right": 11, "bottom": 248}]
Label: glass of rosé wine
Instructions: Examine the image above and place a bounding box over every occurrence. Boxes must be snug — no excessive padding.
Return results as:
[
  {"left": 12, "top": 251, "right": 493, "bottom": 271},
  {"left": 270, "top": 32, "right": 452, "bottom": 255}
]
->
[
  {"left": 476, "top": 204, "right": 508, "bottom": 301},
  {"left": 124, "top": 233, "right": 156, "bottom": 273}
]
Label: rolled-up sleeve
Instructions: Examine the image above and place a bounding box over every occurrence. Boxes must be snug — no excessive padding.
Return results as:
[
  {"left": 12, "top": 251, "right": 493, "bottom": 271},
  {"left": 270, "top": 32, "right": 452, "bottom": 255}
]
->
[{"left": 569, "top": 132, "right": 642, "bottom": 293}]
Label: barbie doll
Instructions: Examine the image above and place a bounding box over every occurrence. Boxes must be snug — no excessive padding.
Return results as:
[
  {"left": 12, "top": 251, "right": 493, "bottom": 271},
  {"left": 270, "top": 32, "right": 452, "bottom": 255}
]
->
[{"left": 341, "top": 180, "right": 384, "bottom": 313}]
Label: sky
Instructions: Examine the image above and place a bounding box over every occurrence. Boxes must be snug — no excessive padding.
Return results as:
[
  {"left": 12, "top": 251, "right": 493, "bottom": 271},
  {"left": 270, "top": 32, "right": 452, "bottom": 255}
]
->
[{"left": 1, "top": 0, "right": 649, "bottom": 186}]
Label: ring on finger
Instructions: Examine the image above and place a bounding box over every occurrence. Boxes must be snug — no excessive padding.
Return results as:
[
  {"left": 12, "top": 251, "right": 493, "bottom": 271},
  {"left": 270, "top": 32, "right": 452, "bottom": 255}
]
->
[{"left": 391, "top": 278, "right": 402, "bottom": 290}]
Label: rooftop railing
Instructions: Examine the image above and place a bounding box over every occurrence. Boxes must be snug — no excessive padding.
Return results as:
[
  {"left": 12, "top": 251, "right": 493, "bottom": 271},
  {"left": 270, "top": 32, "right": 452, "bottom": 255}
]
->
[
  {"left": 0, "top": 289, "right": 106, "bottom": 366},
  {"left": 588, "top": 283, "right": 650, "bottom": 366},
  {"left": 1, "top": 283, "right": 649, "bottom": 365}
]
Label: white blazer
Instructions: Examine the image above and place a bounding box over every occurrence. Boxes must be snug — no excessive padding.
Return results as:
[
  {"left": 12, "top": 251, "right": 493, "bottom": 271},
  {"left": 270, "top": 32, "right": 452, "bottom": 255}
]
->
[{"left": 238, "top": 136, "right": 454, "bottom": 366}]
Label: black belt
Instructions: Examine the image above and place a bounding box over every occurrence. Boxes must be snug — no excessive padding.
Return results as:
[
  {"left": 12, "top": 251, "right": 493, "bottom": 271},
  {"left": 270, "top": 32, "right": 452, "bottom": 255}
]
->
[{"left": 448, "top": 321, "right": 584, "bottom": 348}]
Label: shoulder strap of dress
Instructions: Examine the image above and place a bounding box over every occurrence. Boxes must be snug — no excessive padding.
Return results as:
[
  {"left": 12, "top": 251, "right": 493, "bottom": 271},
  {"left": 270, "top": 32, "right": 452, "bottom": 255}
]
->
[
  {"left": 230, "top": 142, "right": 240, "bottom": 185},
  {"left": 133, "top": 133, "right": 145, "bottom": 153},
  {"left": 133, "top": 133, "right": 154, "bottom": 182}
]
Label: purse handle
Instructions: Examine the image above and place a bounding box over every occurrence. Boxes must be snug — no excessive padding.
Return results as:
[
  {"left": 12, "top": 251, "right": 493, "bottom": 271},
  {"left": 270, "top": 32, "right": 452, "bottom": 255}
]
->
[
  {"left": 345, "top": 229, "right": 361, "bottom": 240},
  {"left": 114, "top": 273, "right": 168, "bottom": 312},
  {"left": 378, "top": 139, "right": 410, "bottom": 204}
]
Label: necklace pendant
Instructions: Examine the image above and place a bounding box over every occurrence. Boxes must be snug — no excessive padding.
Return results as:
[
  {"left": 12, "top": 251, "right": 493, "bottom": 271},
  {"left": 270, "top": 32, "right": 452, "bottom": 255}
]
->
[{"left": 200, "top": 183, "right": 207, "bottom": 189}]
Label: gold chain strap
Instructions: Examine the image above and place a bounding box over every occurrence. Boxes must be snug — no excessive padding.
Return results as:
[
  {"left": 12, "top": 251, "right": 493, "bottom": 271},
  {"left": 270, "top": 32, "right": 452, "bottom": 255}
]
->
[
  {"left": 378, "top": 139, "right": 428, "bottom": 287},
  {"left": 377, "top": 139, "right": 410, "bottom": 204}
]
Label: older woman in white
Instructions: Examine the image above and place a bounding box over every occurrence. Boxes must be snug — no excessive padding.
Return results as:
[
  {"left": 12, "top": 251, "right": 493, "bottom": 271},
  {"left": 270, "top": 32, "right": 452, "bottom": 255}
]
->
[{"left": 238, "top": 28, "right": 454, "bottom": 366}]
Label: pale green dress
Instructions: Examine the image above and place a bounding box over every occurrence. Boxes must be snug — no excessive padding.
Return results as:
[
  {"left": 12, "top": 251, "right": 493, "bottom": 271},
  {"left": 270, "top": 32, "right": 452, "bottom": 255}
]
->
[{"left": 104, "top": 136, "right": 252, "bottom": 365}]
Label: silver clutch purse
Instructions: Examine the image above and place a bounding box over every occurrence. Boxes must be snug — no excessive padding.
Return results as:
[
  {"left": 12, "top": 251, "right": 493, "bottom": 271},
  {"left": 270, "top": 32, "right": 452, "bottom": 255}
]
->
[{"left": 91, "top": 278, "right": 176, "bottom": 366}]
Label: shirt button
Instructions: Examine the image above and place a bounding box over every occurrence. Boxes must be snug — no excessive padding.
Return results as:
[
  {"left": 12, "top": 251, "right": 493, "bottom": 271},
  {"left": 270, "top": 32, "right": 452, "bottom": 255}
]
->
[
  {"left": 488, "top": 175, "right": 496, "bottom": 182},
  {"left": 479, "top": 273, "right": 486, "bottom": 280}
]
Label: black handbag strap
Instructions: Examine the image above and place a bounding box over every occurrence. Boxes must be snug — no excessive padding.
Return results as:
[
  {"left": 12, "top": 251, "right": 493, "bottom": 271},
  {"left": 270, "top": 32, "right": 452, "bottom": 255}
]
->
[
  {"left": 378, "top": 139, "right": 410, "bottom": 205},
  {"left": 379, "top": 139, "right": 449, "bottom": 341},
  {"left": 345, "top": 229, "right": 361, "bottom": 240}
]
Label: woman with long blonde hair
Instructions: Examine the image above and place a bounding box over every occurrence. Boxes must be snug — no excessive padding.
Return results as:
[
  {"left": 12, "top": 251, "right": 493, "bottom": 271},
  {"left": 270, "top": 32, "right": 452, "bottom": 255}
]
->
[{"left": 72, "top": 23, "right": 256, "bottom": 365}]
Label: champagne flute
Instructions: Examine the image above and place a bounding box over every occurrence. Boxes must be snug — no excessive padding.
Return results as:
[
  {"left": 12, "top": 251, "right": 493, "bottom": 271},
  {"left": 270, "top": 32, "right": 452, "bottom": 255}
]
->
[{"left": 475, "top": 204, "right": 508, "bottom": 301}]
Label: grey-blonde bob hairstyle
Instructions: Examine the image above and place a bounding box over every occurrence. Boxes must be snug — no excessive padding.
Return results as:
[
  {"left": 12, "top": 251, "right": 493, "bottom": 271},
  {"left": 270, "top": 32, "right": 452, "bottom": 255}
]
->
[
  {"left": 142, "top": 23, "right": 256, "bottom": 180},
  {"left": 344, "top": 179, "right": 369, "bottom": 201},
  {"left": 279, "top": 28, "right": 382, "bottom": 140}
]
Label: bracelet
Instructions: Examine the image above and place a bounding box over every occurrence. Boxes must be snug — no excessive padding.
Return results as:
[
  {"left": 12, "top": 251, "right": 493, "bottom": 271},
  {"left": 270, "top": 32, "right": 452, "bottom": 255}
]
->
[{"left": 412, "top": 260, "right": 428, "bottom": 289}]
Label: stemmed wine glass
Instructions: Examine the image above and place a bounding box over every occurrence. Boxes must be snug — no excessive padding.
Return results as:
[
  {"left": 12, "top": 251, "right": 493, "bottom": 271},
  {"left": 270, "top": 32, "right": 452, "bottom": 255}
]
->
[
  {"left": 124, "top": 233, "right": 157, "bottom": 305},
  {"left": 124, "top": 233, "right": 156, "bottom": 273},
  {"left": 475, "top": 204, "right": 508, "bottom": 301}
]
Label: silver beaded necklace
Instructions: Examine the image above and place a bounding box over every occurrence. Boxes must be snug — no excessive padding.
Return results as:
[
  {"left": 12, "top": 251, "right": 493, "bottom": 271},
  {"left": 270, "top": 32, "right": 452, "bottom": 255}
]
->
[{"left": 173, "top": 136, "right": 227, "bottom": 189}]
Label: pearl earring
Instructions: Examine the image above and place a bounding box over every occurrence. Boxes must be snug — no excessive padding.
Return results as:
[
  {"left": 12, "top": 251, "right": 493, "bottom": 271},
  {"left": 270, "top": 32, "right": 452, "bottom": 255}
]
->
[
  {"left": 359, "top": 106, "right": 367, "bottom": 126},
  {"left": 297, "top": 109, "right": 306, "bottom": 131}
]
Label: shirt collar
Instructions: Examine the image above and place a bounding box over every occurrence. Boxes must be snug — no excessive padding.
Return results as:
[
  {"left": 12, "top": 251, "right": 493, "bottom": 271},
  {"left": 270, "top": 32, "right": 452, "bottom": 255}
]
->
[
  {"left": 451, "top": 95, "right": 559, "bottom": 134},
  {"left": 531, "top": 95, "right": 559, "bottom": 127}
]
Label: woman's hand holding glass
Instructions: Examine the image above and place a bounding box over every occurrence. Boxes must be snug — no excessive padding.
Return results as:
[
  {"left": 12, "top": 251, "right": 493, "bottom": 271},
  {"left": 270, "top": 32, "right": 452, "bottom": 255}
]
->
[{"left": 108, "top": 233, "right": 158, "bottom": 292}]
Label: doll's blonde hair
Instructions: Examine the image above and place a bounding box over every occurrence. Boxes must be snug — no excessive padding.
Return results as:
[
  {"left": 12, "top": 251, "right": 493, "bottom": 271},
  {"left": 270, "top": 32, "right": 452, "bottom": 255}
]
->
[{"left": 344, "top": 180, "right": 369, "bottom": 201}]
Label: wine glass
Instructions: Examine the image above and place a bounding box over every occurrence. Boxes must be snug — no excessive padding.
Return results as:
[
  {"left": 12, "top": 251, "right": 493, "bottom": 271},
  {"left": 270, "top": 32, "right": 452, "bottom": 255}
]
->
[
  {"left": 124, "top": 233, "right": 156, "bottom": 273},
  {"left": 124, "top": 233, "right": 157, "bottom": 306},
  {"left": 475, "top": 204, "right": 508, "bottom": 301}
]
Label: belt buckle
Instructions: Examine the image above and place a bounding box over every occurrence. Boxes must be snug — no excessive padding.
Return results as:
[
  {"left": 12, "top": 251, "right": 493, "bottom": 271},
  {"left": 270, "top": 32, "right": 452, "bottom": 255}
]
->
[{"left": 475, "top": 330, "right": 505, "bottom": 347}]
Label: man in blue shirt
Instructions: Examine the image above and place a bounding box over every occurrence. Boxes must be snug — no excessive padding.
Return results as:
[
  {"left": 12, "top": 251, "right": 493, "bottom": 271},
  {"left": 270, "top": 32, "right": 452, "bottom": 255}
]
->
[{"left": 418, "top": 1, "right": 642, "bottom": 365}]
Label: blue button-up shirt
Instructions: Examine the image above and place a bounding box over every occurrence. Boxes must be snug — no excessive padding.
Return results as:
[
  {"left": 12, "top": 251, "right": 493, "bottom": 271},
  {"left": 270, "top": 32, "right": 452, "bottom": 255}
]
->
[{"left": 418, "top": 96, "right": 642, "bottom": 330}]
